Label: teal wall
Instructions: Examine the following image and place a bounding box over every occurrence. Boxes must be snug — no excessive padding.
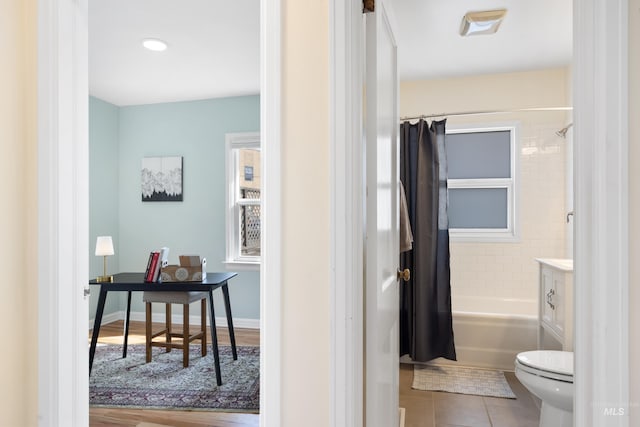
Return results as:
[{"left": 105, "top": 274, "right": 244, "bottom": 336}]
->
[
  {"left": 89, "top": 95, "right": 261, "bottom": 321},
  {"left": 89, "top": 97, "right": 121, "bottom": 318}
]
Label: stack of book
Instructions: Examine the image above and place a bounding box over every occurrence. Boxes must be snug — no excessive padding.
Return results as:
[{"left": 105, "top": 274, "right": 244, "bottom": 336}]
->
[{"left": 144, "top": 247, "right": 169, "bottom": 283}]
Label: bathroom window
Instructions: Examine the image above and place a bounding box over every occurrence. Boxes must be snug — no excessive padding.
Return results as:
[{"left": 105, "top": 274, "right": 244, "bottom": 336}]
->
[
  {"left": 446, "top": 123, "right": 519, "bottom": 242},
  {"left": 224, "top": 132, "right": 261, "bottom": 269}
]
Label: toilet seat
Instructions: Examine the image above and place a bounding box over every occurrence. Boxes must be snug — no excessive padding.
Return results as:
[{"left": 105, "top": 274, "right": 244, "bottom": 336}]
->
[{"left": 516, "top": 351, "right": 574, "bottom": 383}]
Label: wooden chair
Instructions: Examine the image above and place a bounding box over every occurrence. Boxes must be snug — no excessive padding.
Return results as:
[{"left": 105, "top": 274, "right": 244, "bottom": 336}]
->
[{"left": 142, "top": 291, "right": 208, "bottom": 367}]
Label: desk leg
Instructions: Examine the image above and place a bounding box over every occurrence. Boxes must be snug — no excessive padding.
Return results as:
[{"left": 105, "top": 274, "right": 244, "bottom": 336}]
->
[
  {"left": 207, "top": 290, "right": 222, "bottom": 386},
  {"left": 89, "top": 288, "right": 108, "bottom": 374},
  {"left": 222, "top": 284, "right": 237, "bottom": 360},
  {"left": 123, "top": 291, "right": 132, "bottom": 358}
]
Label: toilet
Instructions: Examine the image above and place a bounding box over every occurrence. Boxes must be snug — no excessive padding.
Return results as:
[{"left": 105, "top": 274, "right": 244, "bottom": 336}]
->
[{"left": 515, "top": 350, "right": 574, "bottom": 427}]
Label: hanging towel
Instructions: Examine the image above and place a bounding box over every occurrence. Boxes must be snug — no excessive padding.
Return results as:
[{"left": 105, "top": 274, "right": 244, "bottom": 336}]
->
[{"left": 400, "top": 181, "right": 413, "bottom": 253}]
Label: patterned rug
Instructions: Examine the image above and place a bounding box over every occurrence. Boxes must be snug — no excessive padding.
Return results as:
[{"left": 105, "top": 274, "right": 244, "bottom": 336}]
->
[
  {"left": 90, "top": 343, "right": 259, "bottom": 411},
  {"left": 412, "top": 364, "right": 516, "bottom": 399}
]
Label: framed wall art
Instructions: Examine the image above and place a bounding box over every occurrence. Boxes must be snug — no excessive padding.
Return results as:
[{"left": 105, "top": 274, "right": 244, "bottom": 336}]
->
[{"left": 141, "top": 156, "right": 183, "bottom": 201}]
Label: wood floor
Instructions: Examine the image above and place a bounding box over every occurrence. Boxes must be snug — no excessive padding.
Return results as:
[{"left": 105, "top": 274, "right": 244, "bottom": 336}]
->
[{"left": 89, "top": 320, "right": 259, "bottom": 427}]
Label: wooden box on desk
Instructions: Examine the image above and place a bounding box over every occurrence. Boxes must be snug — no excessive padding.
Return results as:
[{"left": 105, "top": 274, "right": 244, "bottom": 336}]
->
[{"left": 160, "top": 259, "right": 206, "bottom": 282}]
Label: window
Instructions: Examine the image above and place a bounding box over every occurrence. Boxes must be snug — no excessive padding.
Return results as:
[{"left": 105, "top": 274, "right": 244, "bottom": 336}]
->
[
  {"left": 225, "top": 132, "right": 261, "bottom": 269},
  {"left": 446, "top": 123, "right": 519, "bottom": 242}
]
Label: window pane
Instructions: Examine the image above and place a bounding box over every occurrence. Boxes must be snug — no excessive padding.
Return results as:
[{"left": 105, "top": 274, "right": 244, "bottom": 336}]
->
[
  {"left": 449, "top": 188, "right": 508, "bottom": 229},
  {"left": 238, "top": 148, "right": 261, "bottom": 199},
  {"left": 241, "top": 188, "right": 260, "bottom": 199},
  {"left": 446, "top": 131, "right": 511, "bottom": 179},
  {"left": 241, "top": 204, "right": 261, "bottom": 256},
  {"left": 237, "top": 147, "right": 261, "bottom": 257}
]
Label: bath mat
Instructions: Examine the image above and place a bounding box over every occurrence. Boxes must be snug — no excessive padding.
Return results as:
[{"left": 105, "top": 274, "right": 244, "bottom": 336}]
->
[{"left": 412, "top": 365, "right": 516, "bottom": 399}]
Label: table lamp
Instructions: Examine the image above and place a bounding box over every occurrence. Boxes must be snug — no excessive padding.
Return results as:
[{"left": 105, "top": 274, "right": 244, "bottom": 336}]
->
[{"left": 95, "top": 236, "right": 114, "bottom": 282}]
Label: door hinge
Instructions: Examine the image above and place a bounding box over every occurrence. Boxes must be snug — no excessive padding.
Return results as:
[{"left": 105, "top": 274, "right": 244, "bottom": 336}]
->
[{"left": 363, "top": 0, "right": 374, "bottom": 13}]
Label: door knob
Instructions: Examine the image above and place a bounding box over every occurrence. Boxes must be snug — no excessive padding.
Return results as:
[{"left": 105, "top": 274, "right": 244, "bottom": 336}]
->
[{"left": 397, "top": 268, "right": 410, "bottom": 282}]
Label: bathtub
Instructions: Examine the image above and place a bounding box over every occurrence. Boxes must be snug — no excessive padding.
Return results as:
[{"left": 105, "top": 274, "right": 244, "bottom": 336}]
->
[
  {"left": 401, "top": 296, "right": 539, "bottom": 371},
  {"left": 451, "top": 296, "right": 538, "bottom": 370},
  {"left": 452, "top": 295, "right": 537, "bottom": 318}
]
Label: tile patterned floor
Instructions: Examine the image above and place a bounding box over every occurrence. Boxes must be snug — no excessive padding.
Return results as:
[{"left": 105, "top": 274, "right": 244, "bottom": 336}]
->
[{"left": 399, "top": 363, "right": 542, "bottom": 427}]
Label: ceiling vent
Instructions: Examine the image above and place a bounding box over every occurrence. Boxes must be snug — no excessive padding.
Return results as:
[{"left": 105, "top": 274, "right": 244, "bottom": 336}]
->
[{"left": 460, "top": 9, "right": 507, "bottom": 37}]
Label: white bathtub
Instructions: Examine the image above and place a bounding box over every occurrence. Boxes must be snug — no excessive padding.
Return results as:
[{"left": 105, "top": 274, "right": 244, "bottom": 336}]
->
[
  {"left": 452, "top": 295, "right": 537, "bottom": 318},
  {"left": 401, "top": 296, "right": 539, "bottom": 371}
]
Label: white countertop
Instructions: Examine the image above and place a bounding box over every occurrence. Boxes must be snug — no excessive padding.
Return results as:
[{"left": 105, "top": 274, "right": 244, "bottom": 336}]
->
[{"left": 535, "top": 258, "right": 574, "bottom": 272}]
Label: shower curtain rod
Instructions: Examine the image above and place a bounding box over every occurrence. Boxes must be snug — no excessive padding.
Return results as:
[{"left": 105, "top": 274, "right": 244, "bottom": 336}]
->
[{"left": 400, "top": 106, "right": 573, "bottom": 122}]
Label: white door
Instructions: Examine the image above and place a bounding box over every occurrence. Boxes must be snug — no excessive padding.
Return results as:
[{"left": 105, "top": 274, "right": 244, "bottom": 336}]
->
[{"left": 364, "top": 1, "right": 400, "bottom": 426}]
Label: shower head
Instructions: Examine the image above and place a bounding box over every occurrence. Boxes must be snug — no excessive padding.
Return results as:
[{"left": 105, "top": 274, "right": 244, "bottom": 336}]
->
[{"left": 556, "top": 123, "right": 573, "bottom": 138}]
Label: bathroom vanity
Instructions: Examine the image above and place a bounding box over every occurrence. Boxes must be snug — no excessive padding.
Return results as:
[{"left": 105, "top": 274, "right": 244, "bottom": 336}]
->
[{"left": 535, "top": 258, "right": 574, "bottom": 351}]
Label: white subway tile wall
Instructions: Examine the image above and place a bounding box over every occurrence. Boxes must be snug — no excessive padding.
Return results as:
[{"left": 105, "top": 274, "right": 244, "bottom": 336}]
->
[{"left": 449, "top": 116, "right": 568, "bottom": 314}]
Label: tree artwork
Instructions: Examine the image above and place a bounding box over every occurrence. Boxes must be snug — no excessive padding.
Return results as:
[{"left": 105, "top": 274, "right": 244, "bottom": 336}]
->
[{"left": 141, "top": 156, "right": 183, "bottom": 201}]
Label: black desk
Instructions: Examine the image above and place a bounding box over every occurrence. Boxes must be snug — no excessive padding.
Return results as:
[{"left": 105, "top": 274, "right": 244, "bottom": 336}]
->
[{"left": 89, "top": 272, "right": 238, "bottom": 386}]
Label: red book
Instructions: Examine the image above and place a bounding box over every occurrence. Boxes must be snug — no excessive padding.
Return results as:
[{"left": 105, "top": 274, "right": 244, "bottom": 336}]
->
[
  {"left": 145, "top": 252, "right": 160, "bottom": 282},
  {"left": 152, "top": 254, "right": 162, "bottom": 283},
  {"left": 143, "top": 252, "right": 154, "bottom": 281}
]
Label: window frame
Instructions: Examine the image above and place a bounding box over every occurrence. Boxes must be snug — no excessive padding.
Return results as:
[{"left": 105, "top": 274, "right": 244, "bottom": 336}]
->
[
  {"left": 446, "top": 122, "right": 520, "bottom": 242},
  {"left": 224, "top": 132, "right": 261, "bottom": 270}
]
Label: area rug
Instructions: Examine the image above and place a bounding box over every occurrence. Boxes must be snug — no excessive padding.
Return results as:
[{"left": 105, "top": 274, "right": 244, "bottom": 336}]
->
[
  {"left": 90, "top": 343, "right": 259, "bottom": 411},
  {"left": 412, "top": 364, "right": 516, "bottom": 399}
]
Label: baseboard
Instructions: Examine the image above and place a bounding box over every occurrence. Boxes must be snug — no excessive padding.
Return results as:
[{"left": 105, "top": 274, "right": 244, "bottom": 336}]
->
[
  {"left": 432, "top": 346, "right": 521, "bottom": 372},
  {"left": 89, "top": 311, "right": 122, "bottom": 329},
  {"left": 400, "top": 347, "right": 518, "bottom": 372},
  {"left": 89, "top": 310, "right": 260, "bottom": 330}
]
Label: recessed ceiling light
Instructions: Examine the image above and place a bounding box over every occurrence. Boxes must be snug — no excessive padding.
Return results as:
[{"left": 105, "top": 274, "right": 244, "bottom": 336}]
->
[
  {"left": 142, "top": 38, "right": 168, "bottom": 52},
  {"left": 460, "top": 9, "right": 507, "bottom": 37}
]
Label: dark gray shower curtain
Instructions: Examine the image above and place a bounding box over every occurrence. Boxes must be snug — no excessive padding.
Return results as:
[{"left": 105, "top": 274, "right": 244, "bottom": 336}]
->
[{"left": 399, "top": 119, "right": 456, "bottom": 362}]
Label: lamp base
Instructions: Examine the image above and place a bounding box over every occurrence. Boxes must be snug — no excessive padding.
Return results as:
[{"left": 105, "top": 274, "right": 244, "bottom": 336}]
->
[{"left": 96, "top": 275, "right": 113, "bottom": 283}]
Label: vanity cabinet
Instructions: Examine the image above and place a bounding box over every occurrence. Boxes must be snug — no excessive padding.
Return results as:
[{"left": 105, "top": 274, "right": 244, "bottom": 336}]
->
[{"left": 536, "top": 258, "right": 574, "bottom": 351}]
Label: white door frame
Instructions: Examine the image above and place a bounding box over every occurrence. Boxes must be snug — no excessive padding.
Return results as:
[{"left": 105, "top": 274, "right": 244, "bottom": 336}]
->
[
  {"left": 329, "top": 0, "right": 631, "bottom": 426},
  {"left": 573, "top": 0, "right": 629, "bottom": 425},
  {"left": 37, "top": 0, "right": 283, "bottom": 425},
  {"left": 329, "top": 1, "right": 364, "bottom": 426},
  {"left": 260, "top": 0, "right": 283, "bottom": 425},
  {"left": 37, "top": 0, "right": 90, "bottom": 425}
]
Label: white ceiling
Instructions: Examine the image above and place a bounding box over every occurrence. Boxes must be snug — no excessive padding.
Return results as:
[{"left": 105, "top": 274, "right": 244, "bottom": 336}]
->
[
  {"left": 89, "top": 0, "right": 572, "bottom": 107},
  {"left": 89, "top": 0, "right": 260, "bottom": 106},
  {"left": 394, "top": 0, "right": 572, "bottom": 81}
]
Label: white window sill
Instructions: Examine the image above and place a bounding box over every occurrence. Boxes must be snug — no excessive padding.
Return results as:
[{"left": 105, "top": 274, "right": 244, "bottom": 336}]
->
[{"left": 223, "top": 260, "right": 260, "bottom": 271}]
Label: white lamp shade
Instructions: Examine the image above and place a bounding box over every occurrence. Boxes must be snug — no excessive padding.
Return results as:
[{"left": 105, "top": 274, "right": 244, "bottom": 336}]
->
[{"left": 95, "top": 236, "right": 114, "bottom": 256}]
